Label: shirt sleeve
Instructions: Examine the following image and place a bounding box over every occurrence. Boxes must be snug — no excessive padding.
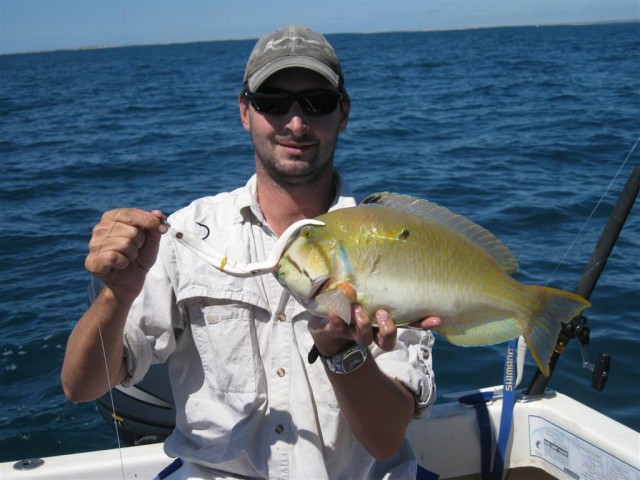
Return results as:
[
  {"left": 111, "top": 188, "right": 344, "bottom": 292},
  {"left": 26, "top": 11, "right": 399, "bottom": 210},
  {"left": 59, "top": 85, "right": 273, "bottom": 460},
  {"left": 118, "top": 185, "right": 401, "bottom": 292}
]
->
[
  {"left": 371, "top": 329, "right": 436, "bottom": 419},
  {"left": 121, "top": 236, "right": 182, "bottom": 386}
]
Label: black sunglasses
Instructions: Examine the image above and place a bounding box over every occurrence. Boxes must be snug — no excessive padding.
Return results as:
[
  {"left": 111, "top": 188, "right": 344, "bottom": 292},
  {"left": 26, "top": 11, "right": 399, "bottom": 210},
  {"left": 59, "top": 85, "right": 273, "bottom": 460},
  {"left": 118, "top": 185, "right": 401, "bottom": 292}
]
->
[{"left": 244, "top": 89, "right": 344, "bottom": 115}]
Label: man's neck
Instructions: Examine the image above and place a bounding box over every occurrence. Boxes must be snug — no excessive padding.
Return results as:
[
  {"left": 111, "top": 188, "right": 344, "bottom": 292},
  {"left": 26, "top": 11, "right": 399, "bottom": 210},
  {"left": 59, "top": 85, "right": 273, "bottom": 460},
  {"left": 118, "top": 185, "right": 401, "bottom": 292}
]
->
[{"left": 256, "top": 172, "right": 336, "bottom": 236}]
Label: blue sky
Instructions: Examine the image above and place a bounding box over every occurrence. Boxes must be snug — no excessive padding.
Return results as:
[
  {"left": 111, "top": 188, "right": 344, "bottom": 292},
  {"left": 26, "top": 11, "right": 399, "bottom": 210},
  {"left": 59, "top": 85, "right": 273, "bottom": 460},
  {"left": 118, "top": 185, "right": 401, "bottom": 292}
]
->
[{"left": 1, "top": 0, "right": 638, "bottom": 54}]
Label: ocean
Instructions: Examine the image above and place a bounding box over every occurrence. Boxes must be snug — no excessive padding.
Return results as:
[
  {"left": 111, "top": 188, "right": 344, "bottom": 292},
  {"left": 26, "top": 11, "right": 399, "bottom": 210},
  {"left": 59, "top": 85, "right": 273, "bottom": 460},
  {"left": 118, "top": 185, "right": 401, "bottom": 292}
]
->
[{"left": 1, "top": 22, "right": 638, "bottom": 463}]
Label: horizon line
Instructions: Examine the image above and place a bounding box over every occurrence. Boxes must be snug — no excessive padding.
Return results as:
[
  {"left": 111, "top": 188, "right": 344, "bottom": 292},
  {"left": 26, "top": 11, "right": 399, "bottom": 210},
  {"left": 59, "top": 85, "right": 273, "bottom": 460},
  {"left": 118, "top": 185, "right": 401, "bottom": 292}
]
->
[{"left": 2, "top": 18, "right": 637, "bottom": 57}]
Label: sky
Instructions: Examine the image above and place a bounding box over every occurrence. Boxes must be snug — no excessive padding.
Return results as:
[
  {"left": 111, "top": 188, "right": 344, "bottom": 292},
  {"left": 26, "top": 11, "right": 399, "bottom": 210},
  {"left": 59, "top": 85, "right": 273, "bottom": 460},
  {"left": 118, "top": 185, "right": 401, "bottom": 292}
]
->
[{"left": 1, "top": 0, "right": 638, "bottom": 55}]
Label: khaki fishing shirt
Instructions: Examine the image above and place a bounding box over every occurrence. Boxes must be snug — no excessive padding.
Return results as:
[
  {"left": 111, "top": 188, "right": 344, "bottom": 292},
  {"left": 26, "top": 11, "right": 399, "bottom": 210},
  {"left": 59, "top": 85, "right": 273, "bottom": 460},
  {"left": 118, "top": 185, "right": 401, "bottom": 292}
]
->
[{"left": 122, "top": 174, "right": 436, "bottom": 479}]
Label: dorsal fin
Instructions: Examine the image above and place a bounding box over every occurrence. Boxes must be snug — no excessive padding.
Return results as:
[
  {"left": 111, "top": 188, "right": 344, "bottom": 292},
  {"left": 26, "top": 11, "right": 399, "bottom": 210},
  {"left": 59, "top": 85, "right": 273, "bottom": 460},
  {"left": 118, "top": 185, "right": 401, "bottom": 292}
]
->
[{"left": 361, "top": 192, "right": 519, "bottom": 274}]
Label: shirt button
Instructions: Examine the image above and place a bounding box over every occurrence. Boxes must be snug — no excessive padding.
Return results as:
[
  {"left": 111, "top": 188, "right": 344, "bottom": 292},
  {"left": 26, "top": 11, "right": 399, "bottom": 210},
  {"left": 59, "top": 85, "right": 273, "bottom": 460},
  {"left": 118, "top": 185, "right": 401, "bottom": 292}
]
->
[
  {"left": 275, "top": 424, "right": 285, "bottom": 434},
  {"left": 277, "top": 312, "right": 287, "bottom": 322},
  {"left": 276, "top": 368, "right": 286, "bottom": 377}
]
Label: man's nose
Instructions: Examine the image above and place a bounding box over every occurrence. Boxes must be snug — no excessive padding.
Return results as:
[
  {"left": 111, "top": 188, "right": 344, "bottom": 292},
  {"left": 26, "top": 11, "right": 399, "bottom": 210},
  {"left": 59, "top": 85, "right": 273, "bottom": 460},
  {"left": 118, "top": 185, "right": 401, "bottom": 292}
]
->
[{"left": 283, "top": 101, "right": 310, "bottom": 135}]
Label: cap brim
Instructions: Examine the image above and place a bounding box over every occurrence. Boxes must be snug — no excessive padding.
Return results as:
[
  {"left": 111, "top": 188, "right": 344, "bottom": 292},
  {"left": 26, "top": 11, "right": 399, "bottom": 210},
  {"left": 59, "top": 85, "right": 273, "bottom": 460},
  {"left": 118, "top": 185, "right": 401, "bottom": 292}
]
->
[{"left": 247, "top": 56, "right": 340, "bottom": 92}]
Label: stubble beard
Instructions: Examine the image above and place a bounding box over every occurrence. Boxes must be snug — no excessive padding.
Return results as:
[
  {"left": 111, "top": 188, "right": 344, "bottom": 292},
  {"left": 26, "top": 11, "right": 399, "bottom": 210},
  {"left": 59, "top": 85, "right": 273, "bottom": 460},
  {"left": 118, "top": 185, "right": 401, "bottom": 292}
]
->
[{"left": 254, "top": 135, "right": 337, "bottom": 187}]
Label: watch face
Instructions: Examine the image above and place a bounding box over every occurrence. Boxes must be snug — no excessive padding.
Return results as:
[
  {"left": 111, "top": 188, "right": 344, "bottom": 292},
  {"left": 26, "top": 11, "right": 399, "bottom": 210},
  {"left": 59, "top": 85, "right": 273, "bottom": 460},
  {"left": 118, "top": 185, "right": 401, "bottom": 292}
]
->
[
  {"left": 322, "top": 344, "right": 368, "bottom": 374},
  {"left": 342, "top": 350, "right": 366, "bottom": 372}
]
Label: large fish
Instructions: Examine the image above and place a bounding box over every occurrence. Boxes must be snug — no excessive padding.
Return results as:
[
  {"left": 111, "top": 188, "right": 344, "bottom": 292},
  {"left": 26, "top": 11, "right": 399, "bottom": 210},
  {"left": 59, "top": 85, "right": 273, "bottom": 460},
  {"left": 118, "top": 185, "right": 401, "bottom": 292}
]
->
[{"left": 276, "top": 192, "right": 590, "bottom": 375}]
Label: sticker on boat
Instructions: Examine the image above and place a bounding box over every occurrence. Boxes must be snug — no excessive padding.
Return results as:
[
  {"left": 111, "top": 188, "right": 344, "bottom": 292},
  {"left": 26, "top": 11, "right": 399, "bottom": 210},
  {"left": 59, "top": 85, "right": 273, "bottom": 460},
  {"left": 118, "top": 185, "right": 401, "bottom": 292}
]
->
[{"left": 529, "top": 415, "right": 640, "bottom": 479}]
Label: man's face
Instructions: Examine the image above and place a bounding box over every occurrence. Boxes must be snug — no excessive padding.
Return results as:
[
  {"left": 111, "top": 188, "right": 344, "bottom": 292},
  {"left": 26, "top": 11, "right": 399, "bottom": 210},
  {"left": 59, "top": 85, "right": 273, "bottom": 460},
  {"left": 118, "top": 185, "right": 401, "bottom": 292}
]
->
[{"left": 239, "top": 68, "right": 350, "bottom": 186}]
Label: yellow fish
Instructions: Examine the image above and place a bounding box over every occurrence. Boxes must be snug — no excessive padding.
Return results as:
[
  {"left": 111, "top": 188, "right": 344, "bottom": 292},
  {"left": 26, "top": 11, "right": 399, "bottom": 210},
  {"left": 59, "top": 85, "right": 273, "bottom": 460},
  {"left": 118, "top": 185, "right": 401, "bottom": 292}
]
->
[{"left": 276, "top": 192, "right": 590, "bottom": 375}]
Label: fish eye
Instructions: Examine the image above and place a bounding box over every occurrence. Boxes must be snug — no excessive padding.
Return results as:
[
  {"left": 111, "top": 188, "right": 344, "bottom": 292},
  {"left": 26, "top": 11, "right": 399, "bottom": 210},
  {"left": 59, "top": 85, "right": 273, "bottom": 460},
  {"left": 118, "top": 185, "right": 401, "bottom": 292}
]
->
[{"left": 301, "top": 227, "right": 313, "bottom": 238}]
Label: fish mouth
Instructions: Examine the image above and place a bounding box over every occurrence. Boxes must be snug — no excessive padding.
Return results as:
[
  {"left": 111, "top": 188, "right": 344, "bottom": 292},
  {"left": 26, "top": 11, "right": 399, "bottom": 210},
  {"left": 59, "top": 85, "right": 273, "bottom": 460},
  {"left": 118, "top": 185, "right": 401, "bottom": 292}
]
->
[
  {"left": 309, "top": 277, "right": 331, "bottom": 300},
  {"left": 287, "top": 276, "right": 329, "bottom": 312}
]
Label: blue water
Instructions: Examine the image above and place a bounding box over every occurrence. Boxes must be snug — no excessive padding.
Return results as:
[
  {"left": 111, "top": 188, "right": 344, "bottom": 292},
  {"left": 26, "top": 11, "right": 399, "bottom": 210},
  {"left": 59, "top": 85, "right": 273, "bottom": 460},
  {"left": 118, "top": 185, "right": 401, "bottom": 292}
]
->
[{"left": 1, "top": 23, "right": 638, "bottom": 463}]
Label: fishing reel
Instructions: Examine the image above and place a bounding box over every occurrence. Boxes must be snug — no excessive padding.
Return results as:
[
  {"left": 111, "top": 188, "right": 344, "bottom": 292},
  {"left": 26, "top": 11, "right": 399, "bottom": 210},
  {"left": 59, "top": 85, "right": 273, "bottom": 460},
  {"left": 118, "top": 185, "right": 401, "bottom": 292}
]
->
[
  {"left": 573, "top": 314, "right": 611, "bottom": 391},
  {"left": 527, "top": 312, "right": 612, "bottom": 396}
]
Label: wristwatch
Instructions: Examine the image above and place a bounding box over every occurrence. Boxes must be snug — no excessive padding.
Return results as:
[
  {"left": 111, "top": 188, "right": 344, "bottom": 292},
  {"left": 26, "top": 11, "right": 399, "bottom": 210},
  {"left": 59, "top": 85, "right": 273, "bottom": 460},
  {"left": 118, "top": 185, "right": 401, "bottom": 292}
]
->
[{"left": 319, "top": 342, "right": 369, "bottom": 374}]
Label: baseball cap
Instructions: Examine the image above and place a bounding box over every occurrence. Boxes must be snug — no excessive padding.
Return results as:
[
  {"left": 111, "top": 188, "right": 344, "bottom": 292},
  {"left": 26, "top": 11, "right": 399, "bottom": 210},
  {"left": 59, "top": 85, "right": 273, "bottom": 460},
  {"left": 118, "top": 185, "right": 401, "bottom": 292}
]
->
[{"left": 243, "top": 25, "right": 344, "bottom": 93}]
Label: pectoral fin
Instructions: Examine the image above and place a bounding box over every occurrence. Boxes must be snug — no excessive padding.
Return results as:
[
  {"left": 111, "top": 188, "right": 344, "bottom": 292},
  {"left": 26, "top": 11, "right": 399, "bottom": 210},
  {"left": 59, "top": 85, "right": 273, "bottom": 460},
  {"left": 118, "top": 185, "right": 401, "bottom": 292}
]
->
[{"left": 315, "top": 282, "right": 356, "bottom": 325}]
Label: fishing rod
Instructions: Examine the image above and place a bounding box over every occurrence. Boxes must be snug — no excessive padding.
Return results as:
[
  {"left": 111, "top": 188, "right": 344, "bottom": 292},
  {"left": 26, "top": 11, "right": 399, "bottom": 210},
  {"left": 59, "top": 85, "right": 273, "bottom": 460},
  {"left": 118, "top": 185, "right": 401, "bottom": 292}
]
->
[{"left": 526, "top": 164, "right": 640, "bottom": 396}]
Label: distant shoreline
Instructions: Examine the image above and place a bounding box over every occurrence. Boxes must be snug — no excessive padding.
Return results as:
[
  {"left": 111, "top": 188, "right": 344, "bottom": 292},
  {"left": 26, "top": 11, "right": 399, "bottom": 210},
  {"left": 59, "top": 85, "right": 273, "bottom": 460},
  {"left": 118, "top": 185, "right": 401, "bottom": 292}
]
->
[{"left": 2, "top": 19, "right": 637, "bottom": 56}]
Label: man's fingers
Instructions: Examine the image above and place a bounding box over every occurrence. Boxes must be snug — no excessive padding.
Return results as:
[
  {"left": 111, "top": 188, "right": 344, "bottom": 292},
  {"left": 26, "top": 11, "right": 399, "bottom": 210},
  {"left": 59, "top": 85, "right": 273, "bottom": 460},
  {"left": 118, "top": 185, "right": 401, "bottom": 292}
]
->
[
  {"left": 91, "top": 209, "right": 163, "bottom": 250},
  {"left": 103, "top": 208, "right": 163, "bottom": 230},
  {"left": 85, "top": 249, "right": 130, "bottom": 275},
  {"left": 343, "top": 306, "right": 399, "bottom": 350},
  {"left": 351, "top": 305, "right": 374, "bottom": 346},
  {"left": 409, "top": 316, "right": 442, "bottom": 330},
  {"left": 86, "top": 208, "right": 166, "bottom": 277},
  {"left": 374, "top": 310, "right": 397, "bottom": 351}
]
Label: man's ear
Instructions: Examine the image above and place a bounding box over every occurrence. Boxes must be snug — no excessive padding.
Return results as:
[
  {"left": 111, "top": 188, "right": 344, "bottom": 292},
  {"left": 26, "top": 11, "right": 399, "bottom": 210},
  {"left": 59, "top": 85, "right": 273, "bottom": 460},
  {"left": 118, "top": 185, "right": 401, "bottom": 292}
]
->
[
  {"left": 239, "top": 95, "right": 251, "bottom": 131},
  {"left": 338, "top": 96, "right": 350, "bottom": 132}
]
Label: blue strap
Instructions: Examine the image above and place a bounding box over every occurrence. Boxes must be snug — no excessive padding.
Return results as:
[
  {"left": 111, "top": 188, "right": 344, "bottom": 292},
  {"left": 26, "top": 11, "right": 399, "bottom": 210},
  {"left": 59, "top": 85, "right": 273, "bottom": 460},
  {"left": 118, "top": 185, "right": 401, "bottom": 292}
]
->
[
  {"left": 492, "top": 339, "right": 517, "bottom": 480},
  {"left": 157, "top": 458, "right": 183, "bottom": 480},
  {"left": 458, "top": 339, "right": 517, "bottom": 480},
  {"left": 416, "top": 464, "right": 440, "bottom": 479},
  {"left": 459, "top": 391, "right": 493, "bottom": 480}
]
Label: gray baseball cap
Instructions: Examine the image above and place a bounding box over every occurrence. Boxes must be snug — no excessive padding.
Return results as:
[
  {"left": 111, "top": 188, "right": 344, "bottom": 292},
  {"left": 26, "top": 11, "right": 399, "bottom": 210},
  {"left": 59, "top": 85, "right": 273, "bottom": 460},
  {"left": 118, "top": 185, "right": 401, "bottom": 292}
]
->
[{"left": 243, "top": 25, "right": 344, "bottom": 93}]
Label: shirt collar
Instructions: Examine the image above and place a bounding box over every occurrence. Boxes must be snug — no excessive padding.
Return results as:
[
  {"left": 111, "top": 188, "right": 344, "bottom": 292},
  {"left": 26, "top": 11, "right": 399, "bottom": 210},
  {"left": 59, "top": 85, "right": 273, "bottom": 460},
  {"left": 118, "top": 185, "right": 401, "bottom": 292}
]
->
[{"left": 235, "top": 173, "right": 357, "bottom": 226}]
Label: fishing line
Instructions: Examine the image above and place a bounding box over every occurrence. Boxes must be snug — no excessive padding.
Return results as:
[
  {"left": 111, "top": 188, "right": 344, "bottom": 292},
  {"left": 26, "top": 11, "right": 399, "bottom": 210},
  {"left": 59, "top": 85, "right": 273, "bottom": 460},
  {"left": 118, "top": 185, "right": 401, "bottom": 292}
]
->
[
  {"left": 545, "top": 133, "right": 640, "bottom": 287},
  {"left": 89, "top": 276, "right": 126, "bottom": 480}
]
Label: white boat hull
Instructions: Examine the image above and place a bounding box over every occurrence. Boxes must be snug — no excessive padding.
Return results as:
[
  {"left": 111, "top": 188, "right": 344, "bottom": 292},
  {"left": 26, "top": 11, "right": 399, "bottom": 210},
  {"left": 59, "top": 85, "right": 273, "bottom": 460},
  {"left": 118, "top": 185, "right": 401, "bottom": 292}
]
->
[
  {"left": 2, "top": 390, "right": 638, "bottom": 479},
  {"left": 408, "top": 389, "right": 640, "bottom": 479}
]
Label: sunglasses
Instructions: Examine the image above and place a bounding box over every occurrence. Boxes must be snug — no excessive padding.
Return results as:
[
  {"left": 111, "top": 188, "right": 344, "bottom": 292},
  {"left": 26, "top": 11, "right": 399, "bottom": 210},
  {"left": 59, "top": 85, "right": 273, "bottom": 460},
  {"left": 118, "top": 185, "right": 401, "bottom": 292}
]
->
[{"left": 244, "top": 89, "right": 344, "bottom": 115}]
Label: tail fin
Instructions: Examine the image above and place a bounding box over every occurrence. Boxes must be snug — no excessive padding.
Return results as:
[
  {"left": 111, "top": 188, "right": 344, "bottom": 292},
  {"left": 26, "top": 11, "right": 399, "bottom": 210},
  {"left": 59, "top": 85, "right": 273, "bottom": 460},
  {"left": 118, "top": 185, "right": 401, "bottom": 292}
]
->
[{"left": 523, "top": 286, "right": 591, "bottom": 376}]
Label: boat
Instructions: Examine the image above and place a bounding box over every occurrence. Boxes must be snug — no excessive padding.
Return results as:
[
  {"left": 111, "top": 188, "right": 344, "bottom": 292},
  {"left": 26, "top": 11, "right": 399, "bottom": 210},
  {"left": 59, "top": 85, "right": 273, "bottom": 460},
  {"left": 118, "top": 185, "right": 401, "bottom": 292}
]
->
[
  {"left": 2, "top": 386, "right": 638, "bottom": 480},
  {"left": 2, "top": 167, "right": 638, "bottom": 479}
]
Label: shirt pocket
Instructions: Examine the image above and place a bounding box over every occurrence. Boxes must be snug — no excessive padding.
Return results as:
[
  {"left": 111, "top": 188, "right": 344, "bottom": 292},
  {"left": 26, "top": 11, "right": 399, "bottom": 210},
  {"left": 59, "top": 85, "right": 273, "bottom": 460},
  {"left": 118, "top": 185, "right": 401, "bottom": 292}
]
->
[{"left": 189, "top": 302, "right": 257, "bottom": 394}]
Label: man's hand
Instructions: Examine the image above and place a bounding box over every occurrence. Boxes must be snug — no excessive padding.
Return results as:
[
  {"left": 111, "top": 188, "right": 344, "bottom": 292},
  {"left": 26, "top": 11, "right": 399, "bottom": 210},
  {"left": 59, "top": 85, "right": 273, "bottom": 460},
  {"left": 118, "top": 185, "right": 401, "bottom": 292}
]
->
[
  {"left": 85, "top": 208, "right": 167, "bottom": 301},
  {"left": 308, "top": 305, "right": 442, "bottom": 355},
  {"left": 309, "top": 305, "right": 439, "bottom": 460}
]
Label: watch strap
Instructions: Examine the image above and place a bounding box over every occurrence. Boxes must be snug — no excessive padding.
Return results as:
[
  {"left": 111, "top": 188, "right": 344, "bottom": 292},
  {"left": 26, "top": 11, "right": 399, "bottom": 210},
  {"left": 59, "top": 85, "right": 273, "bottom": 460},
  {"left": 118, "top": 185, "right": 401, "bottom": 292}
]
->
[
  {"left": 307, "top": 342, "right": 355, "bottom": 365},
  {"left": 308, "top": 344, "right": 321, "bottom": 364}
]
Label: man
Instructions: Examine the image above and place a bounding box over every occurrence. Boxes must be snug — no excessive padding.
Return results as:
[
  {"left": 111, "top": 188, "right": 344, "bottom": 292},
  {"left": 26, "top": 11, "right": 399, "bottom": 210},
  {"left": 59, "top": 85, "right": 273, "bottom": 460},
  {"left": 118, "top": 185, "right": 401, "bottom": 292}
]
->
[{"left": 62, "top": 25, "right": 439, "bottom": 479}]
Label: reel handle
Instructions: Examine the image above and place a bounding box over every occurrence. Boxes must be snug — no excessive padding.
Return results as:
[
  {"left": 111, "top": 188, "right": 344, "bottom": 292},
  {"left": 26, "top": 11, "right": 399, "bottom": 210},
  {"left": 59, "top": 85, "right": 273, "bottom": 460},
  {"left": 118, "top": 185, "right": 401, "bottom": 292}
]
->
[{"left": 591, "top": 353, "right": 611, "bottom": 392}]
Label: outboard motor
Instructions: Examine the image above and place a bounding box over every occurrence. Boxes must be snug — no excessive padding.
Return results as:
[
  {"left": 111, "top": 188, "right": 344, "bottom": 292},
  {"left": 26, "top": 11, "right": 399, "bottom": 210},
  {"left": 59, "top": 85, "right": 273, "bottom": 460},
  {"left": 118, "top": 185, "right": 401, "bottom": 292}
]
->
[{"left": 95, "top": 363, "right": 176, "bottom": 445}]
